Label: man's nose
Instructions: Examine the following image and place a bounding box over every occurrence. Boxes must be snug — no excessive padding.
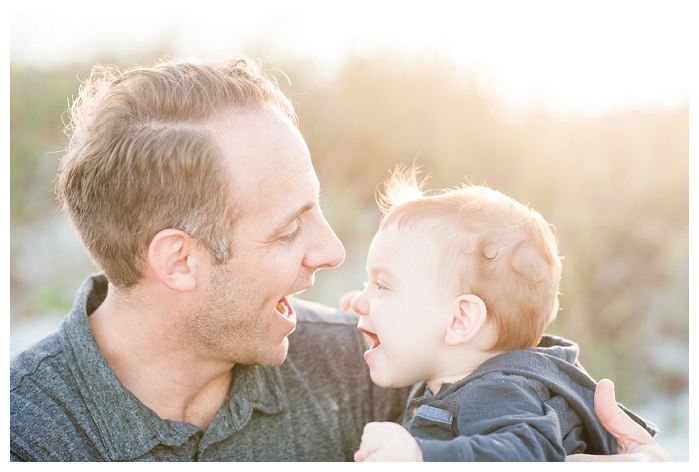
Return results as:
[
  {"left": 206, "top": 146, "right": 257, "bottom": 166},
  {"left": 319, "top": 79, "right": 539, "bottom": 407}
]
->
[{"left": 304, "top": 213, "right": 345, "bottom": 269}]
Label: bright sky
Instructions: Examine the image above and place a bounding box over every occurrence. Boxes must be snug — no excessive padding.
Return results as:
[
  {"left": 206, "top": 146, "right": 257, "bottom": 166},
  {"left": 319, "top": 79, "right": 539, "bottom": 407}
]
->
[{"left": 9, "top": 1, "right": 693, "bottom": 118}]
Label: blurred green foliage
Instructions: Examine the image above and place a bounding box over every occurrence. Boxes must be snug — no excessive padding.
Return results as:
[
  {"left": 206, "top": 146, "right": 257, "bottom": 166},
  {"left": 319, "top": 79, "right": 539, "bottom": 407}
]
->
[
  {"left": 10, "top": 53, "right": 688, "bottom": 407},
  {"left": 36, "top": 284, "right": 74, "bottom": 312},
  {"left": 10, "top": 66, "right": 77, "bottom": 221}
]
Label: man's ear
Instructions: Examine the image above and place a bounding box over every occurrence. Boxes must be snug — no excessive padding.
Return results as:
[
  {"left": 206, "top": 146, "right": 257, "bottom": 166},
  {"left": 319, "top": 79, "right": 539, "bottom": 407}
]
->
[
  {"left": 444, "top": 294, "right": 488, "bottom": 346},
  {"left": 148, "top": 229, "right": 202, "bottom": 292}
]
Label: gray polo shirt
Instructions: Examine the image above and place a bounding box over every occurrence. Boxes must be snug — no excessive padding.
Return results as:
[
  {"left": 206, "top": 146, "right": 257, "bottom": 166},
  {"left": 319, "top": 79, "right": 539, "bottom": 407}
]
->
[{"left": 10, "top": 275, "right": 409, "bottom": 461}]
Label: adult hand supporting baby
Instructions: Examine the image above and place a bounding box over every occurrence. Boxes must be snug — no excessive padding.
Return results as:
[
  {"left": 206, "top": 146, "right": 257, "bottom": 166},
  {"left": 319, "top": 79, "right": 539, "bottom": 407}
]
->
[
  {"left": 354, "top": 422, "right": 424, "bottom": 462},
  {"left": 566, "top": 379, "right": 672, "bottom": 462}
]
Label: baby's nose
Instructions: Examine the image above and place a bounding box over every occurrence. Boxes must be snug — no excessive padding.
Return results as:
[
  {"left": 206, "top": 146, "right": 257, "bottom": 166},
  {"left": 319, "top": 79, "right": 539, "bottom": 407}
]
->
[{"left": 350, "top": 290, "right": 369, "bottom": 316}]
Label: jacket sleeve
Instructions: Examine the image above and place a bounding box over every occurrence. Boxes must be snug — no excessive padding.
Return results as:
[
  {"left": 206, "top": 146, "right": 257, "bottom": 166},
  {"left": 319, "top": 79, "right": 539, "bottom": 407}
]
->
[{"left": 416, "top": 373, "right": 566, "bottom": 461}]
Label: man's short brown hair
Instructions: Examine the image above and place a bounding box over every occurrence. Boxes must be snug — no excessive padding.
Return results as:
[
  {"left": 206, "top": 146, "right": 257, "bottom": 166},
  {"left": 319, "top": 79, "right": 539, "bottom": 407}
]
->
[
  {"left": 378, "top": 167, "right": 562, "bottom": 351},
  {"left": 57, "top": 57, "right": 297, "bottom": 287}
]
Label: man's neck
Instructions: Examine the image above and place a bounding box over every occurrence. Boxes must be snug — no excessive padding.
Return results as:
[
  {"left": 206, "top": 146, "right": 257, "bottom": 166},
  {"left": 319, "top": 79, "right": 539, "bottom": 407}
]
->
[{"left": 88, "top": 287, "right": 234, "bottom": 430}]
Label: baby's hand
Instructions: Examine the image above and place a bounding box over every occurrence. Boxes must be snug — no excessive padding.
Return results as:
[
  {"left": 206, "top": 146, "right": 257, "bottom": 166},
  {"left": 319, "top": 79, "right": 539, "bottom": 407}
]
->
[
  {"left": 354, "top": 422, "right": 423, "bottom": 462},
  {"left": 339, "top": 290, "right": 361, "bottom": 314}
]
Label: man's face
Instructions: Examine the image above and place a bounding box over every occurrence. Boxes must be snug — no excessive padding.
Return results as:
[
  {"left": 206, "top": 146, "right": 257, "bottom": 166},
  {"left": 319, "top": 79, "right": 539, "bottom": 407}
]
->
[
  {"left": 186, "top": 108, "right": 345, "bottom": 366},
  {"left": 351, "top": 225, "right": 452, "bottom": 388}
]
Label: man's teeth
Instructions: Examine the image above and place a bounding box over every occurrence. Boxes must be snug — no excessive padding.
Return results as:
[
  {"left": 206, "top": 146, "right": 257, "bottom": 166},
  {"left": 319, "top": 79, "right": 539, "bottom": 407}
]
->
[{"left": 276, "top": 301, "right": 289, "bottom": 317}]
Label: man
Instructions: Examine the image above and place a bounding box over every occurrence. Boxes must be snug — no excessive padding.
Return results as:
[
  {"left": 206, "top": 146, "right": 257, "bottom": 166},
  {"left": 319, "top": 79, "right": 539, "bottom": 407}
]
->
[{"left": 10, "top": 58, "right": 670, "bottom": 461}]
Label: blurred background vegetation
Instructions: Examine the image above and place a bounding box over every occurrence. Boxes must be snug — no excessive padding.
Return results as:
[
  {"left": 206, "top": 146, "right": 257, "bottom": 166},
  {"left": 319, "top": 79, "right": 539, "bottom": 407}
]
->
[{"left": 10, "top": 49, "right": 688, "bottom": 456}]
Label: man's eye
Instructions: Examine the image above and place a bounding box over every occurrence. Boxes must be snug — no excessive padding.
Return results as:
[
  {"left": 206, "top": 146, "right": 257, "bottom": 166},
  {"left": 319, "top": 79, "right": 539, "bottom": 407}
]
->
[
  {"left": 280, "top": 227, "right": 300, "bottom": 242},
  {"left": 279, "top": 220, "right": 301, "bottom": 242}
]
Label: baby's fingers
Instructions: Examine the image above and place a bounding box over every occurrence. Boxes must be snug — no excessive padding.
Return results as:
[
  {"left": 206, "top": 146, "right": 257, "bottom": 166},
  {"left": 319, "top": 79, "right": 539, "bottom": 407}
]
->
[
  {"left": 354, "top": 437, "right": 377, "bottom": 462},
  {"left": 354, "top": 422, "right": 384, "bottom": 462}
]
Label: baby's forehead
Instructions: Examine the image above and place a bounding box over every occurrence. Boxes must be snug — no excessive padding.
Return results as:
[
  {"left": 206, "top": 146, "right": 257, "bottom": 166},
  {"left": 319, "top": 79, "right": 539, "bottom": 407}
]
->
[
  {"left": 383, "top": 214, "right": 478, "bottom": 253},
  {"left": 379, "top": 222, "right": 463, "bottom": 267}
]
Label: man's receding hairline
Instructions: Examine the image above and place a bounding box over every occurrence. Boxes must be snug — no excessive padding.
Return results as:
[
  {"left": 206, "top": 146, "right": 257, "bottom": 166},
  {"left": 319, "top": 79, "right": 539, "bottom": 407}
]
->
[{"left": 207, "top": 105, "right": 294, "bottom": 131}]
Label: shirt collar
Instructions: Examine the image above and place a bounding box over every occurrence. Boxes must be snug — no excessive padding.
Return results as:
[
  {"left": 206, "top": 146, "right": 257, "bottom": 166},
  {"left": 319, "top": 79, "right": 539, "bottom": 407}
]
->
[{"left": 60, "top": 274, "right": 286, "bottom": 460}]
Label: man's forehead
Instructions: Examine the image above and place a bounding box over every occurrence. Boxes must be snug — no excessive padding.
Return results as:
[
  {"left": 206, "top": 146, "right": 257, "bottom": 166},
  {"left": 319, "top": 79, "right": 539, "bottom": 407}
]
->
[
  {"left": 211, "top": 111, "right": 319, "bottom": 232},
  {"left": 211, "top": 110, "right": 308, "bottom": 166}
]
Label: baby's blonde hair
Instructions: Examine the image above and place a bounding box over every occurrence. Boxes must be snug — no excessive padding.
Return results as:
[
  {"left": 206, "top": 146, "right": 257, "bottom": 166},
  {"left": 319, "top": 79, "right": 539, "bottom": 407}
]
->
[{"left": 378, "top": 166, "right": 562, "bottom": 351}]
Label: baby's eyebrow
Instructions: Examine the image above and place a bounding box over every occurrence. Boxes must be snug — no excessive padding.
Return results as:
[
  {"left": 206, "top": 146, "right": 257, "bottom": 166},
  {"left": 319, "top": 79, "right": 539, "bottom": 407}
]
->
[{"left": 368, "top": 266, "right": 395, "bottom": 279}]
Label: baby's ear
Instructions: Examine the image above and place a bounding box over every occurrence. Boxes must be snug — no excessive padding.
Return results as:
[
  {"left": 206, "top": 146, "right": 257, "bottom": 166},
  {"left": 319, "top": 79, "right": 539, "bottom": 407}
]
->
[{"left": 444, "top": 294, "right": 488, "bottom": 346}]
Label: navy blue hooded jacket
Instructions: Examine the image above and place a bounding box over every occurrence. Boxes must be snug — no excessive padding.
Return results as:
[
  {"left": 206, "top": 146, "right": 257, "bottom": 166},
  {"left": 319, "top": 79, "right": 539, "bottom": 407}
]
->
[{"left": 404, "top": 335, "right": 658, "bottom": 461}]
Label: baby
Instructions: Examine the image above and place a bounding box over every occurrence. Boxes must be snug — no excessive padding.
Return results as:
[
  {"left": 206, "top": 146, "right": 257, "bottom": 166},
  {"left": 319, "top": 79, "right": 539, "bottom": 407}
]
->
[{"left": 350, "top": 167, "right": 657, "bottom": 461}]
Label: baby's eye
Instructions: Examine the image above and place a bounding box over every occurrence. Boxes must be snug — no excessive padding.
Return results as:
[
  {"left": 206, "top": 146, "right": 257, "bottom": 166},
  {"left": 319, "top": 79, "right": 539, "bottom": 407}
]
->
[{"left": 374, "top": 281, "right": 385, "bottom": 290}]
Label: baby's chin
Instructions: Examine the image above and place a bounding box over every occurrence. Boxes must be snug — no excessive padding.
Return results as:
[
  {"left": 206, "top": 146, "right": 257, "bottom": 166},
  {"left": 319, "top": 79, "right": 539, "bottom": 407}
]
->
[{"left": 369, "top": 371, "right": 414, "bottom": 389}]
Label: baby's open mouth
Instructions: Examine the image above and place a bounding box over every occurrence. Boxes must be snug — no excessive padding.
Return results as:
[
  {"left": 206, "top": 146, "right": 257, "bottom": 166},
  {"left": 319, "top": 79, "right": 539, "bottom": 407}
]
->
[{"left": 358, "top": 327, "right": 380, "bottom": 350}]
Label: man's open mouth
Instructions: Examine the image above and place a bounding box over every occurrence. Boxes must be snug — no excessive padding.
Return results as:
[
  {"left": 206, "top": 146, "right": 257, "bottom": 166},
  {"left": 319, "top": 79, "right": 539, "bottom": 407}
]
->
[
  {"left": 275, "top": 301, "right": 289, "bottom": 317},
  {"left": 273, "top": 296, "right": 296, "bottom": 336},
  {"left": 274, "top": 296, "right": 293, "bottom": 318}
]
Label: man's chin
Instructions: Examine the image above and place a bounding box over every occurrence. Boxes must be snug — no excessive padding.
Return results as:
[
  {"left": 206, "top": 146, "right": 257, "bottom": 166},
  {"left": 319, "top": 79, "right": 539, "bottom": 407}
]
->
[
  {"left": 271, "top": 339, "right": 290, "bottom": 366},
  {"left": 252, "top": 339, "right": 290, "bottom": 368}
]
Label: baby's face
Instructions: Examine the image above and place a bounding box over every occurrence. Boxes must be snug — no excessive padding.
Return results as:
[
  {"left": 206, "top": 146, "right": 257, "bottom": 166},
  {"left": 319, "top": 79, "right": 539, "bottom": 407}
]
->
[{"left": 351, "top": 225, "right": 453, "bottom": 388}]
